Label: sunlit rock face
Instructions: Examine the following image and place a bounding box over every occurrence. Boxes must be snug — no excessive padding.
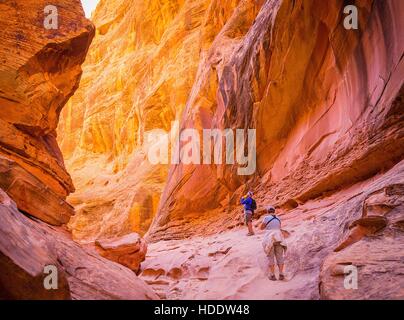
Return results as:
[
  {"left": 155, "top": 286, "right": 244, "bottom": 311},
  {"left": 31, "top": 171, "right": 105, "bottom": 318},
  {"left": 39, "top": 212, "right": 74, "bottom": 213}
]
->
[
  {"left": 0, "top": 0, "right": 94, "bottom": 224},
  {"left": 148, "top": 0, "right": 404, "bottom": 241},
  {"left": 58, "top": 0, "right": 264, "bottom": 241},
  {"left": 57, "top": 0, "right": 404, "bottom": 243},
  {"left": 0, "top": 1, "right": 158, "bottom": 300}
]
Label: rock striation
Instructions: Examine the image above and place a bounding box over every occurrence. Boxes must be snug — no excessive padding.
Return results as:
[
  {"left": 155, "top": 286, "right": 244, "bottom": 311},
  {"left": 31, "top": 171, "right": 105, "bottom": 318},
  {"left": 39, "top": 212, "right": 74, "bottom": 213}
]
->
[
  {"left": 0, "top": 189, "right": 157, "bottom": 300},
  {"left": 0, "top": 0, "right": 156, "bottom": 300},
  {"left": 0, "top": 0, "right": 94, "bottom": 225},
  {"left": 50, "top": 0, "right": 403, "bottom": 300},
  {"left": 57, "top": 0, "right": 264, "bottom": 241},
  {"left": 148, "top": 0, "right": 404, "bottom": 241},
  {"left": 141, "top": 161, "right": 404, "bottom": 299},
  {"left": 320, "top": 181, "right": 404, "bottom": 299}
]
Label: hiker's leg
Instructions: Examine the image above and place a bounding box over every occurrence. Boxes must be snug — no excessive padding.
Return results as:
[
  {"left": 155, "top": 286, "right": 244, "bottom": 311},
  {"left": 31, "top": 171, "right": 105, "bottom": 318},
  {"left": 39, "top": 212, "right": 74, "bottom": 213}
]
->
[
  {"left": 245, "top": 211, "right": 254, "bottom": 235},
  {"left": 267, "top": 249, "right": 276, "bottom": 280},
  {"left": 269, "top": 265, "right": 275, "bottom": 274},
  {"left": 275, "top": 245, "right": 285, "bottom": 279},
  {"left": 247, "top": 221, "right": 254, "bottom": 234}
]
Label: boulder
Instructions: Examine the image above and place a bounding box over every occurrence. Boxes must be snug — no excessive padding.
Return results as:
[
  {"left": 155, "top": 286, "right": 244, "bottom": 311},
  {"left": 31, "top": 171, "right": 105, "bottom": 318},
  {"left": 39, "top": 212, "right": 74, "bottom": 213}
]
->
[
  {"left": 320, "top": 237, "right": 404, "bottom": 300},
  {"left": 95, "top": 233, "right": 147, "bottom": 274}
]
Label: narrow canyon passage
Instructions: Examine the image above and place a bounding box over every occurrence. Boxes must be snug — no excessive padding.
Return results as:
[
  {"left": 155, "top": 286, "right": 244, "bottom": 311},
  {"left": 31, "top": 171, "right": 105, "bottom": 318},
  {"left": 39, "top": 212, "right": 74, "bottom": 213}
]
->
[{"left": 0, "top": 0, "right": 403, "bottom": 300}]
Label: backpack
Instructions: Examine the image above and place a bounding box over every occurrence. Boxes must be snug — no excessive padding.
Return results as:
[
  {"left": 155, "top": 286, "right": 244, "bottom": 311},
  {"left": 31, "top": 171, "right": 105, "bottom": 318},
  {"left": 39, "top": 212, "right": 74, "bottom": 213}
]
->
[
  {"left": 251, "top": 199, "right": 257, "bottom": 211},
  {"left": 265, "top": 215, "right": 281, "bottom": 228}
]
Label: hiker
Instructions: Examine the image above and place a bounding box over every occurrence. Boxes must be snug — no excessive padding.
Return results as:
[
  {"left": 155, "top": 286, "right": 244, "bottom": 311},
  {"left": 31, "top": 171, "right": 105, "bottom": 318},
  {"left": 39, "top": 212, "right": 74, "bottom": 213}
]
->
[
  {"left": 240, "top": 191, "right": 256, "bottom": 236},
  {"left": 261, "top": 206, "right": 287, "bottom": 281}
]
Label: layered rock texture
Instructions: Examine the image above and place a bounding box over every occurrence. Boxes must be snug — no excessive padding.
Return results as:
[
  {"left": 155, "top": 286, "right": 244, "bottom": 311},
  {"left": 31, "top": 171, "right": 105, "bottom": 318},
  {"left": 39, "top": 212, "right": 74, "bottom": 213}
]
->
[
  {"left": 141, "top": 161, "right": 404, "bottom": 299},
  {"left": 0, "top": 189, "right": 157, "bottom": 299},
  {"left": 57, "top": 0, "right": 265, "bottom": 241},
  {"left": 56, "top": 0, "right": 403, "bottom": 300},
  {"left": 0, "top": 0, "right": 156, "bottom": 300},
  {"left": 149, "top": 0, "right": 404, "bottom": 241},
  {"left": 56, "top": 0, "right": 404, "bottom": 243},
  {"left": 0, "top": 0, "right": 94, "bottom": 225},
  {"left": 144, "top": 0, "right": 403, "bottom": 299}
]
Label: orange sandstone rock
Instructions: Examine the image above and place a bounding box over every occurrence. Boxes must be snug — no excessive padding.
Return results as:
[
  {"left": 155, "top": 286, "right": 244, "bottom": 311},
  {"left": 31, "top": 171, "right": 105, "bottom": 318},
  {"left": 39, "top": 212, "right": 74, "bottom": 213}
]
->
[
  {"left": 0, "top": 156, "right": 74, "bottom": 225},
  {"left": 58, "top": 0, "right": 264, "bottom": 240},
  {"left": 0, "top": 0, "right": 157, "bottom": 300},
  {"left": 95, "top": 233, "right": 147, "bottom": 274},
  {"left": 148, "top": 0, "right": 404, "bottom": 241},
  {"left": 0, "top": 188, "right": 157, "bottom": 300},
  {"left": 140, "top": 161, "right": 404, "bottom": 299},
  {"left": 0, "top": 0, "right": 94, "bottom": 224}
]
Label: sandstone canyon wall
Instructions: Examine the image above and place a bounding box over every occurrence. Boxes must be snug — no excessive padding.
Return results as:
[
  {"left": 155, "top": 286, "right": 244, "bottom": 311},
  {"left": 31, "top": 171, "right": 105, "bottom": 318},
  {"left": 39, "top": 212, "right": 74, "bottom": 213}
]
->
[
  {"left": 0, "top": 0, "right": 95, "bottom": 225},
  {"left": 57, "top": 0, "right": 403, "bottom": 244},
  {"left": 0, "top": 0, "right": 156, "bottom": 300},
  {"left": 57, "top": 0, "right": 265, "bottom": 241},
  {"left": 135, "top": 0, "right": 403, "bottom": 299},
  {"left": 148, "top": 0, "right": 404, "bottom": 240}
]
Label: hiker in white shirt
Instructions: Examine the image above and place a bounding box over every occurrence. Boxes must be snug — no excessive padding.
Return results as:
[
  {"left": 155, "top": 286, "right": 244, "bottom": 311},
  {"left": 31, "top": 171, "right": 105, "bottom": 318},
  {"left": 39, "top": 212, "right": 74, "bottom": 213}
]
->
[{"left": 260, "top": 206, "right": 287, "bottom": 281}]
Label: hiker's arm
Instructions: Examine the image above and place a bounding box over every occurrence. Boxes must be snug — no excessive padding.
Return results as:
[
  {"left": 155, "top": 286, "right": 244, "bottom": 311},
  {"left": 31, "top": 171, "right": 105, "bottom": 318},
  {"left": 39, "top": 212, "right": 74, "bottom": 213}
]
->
[{"left": 260, "top": 217, "right": 267, "bottom": 230}]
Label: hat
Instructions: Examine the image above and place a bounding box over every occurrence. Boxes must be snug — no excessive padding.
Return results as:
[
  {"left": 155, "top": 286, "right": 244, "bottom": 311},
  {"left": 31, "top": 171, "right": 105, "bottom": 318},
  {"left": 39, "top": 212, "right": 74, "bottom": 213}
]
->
[
  {"left": 247, "top": 191, "right": 253, "bottom": 197},
  {"left": 266, "top": 205, "right": 275, "bottom": 213}
]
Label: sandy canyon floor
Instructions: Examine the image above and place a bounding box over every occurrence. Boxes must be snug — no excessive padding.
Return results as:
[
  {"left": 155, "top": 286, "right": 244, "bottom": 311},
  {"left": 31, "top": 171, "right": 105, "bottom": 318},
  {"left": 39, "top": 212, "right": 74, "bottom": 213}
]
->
[{"left": 141, "top": 227, "right": 316, "bottom": 300}]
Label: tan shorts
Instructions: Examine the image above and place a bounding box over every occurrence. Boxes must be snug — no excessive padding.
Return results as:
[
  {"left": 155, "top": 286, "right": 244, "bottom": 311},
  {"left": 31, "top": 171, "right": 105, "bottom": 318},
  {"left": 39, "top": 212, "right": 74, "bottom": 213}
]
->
[
  {"left": 267, "top": 242, "right": 284, "bottom": 266},
  {"left": 244, "top": 210, "right": 253, "bottom": 224}
]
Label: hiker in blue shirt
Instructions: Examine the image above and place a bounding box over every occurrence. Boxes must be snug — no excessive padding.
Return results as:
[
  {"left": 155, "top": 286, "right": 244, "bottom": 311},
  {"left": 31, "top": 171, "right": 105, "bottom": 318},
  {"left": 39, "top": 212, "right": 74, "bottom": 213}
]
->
[{"left": 240, "top": 191, "right": 256, "bottom": 236}]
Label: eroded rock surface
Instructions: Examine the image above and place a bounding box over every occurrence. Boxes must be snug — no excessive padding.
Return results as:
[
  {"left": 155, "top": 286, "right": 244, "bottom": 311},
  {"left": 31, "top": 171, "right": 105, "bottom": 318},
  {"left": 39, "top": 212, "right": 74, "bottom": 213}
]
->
[
  {"left": 95, "top": 233, "right": 147, "bottom": 274},
  {"left": 0, "top": 189, "right": 157, "bottom": 300},
  {"left": 148, "top": 0, "right": 404, "bottom": 241},
  {"left": 57, "top": 0, "right": 264, "bottom": 241},
  {"left": 0, "top": 0, "right": 94, "bottom": 224},
  {"left": 0, "top": 0, "right": 156, "bottom": 300},
  {"left": 320, "top": 182, "right": 404, "bottom": 299},
  {"left": 50, "top": 0, "right": 404, "bottom": 300}
]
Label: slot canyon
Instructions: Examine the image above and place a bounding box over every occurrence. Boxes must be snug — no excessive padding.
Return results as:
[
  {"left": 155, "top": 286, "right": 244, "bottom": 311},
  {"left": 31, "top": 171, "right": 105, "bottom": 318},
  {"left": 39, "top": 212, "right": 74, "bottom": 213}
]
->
[{"left": 0, "top": 0, "right": 403, "bottom": 300}]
